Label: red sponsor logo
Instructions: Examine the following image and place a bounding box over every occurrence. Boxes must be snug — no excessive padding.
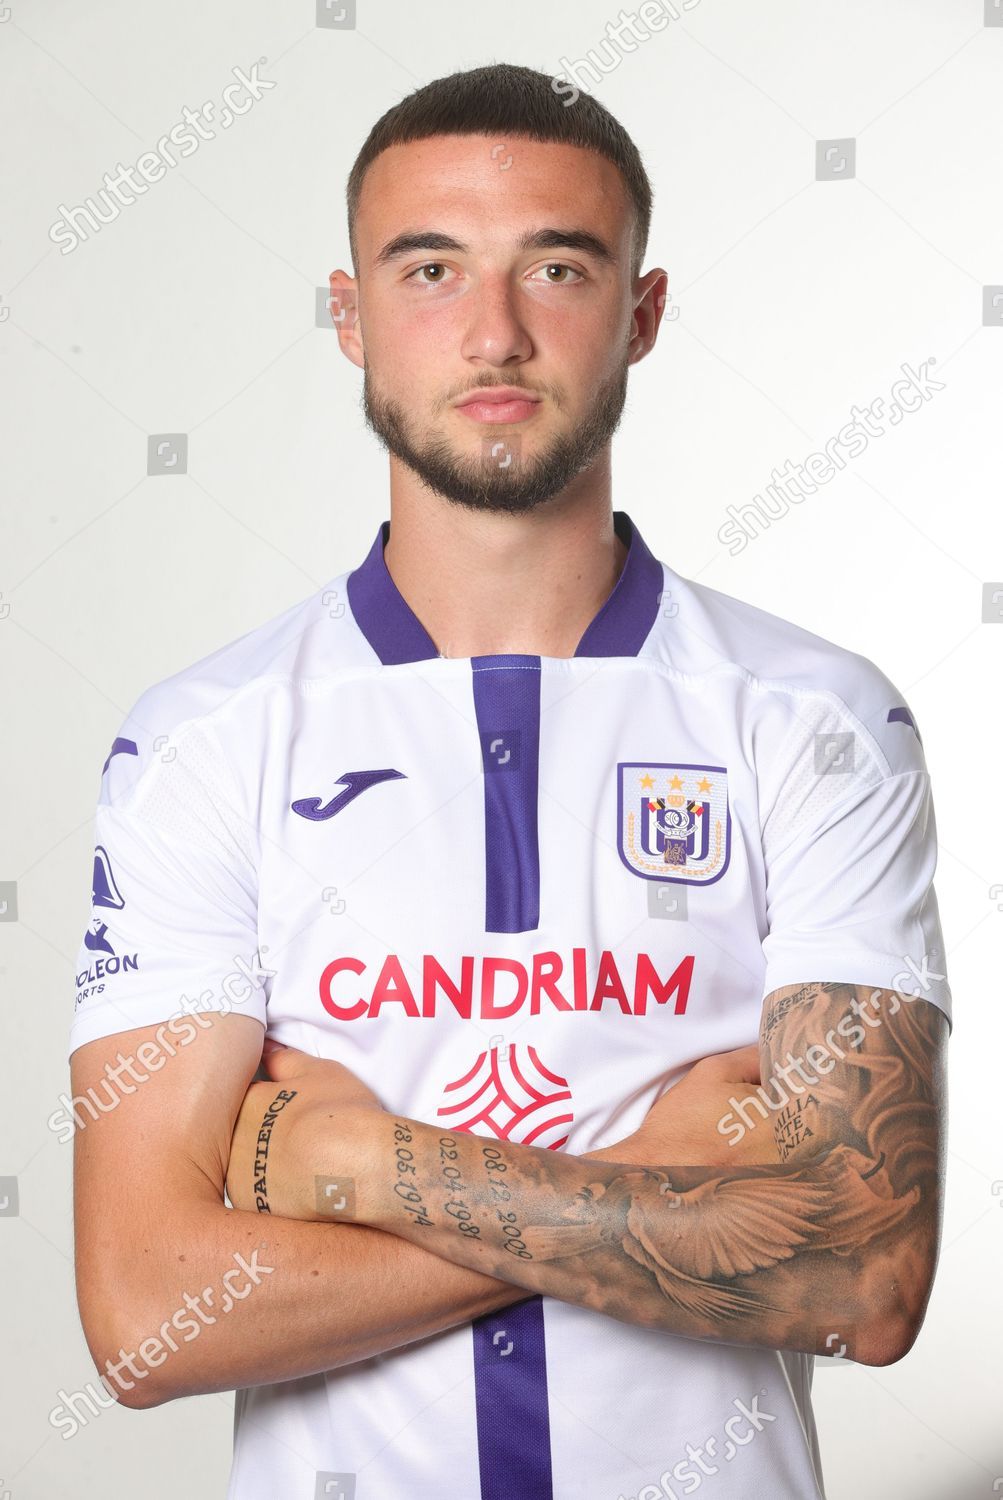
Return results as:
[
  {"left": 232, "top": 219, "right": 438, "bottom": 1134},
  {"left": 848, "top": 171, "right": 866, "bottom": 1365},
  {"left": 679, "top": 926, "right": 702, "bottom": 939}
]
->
[
  {"left": 318, "top": 948, "right": 694, "bottom": 1022},
  {"left": 437, "top": 1043, "right": 574, "bottom": 1149}
]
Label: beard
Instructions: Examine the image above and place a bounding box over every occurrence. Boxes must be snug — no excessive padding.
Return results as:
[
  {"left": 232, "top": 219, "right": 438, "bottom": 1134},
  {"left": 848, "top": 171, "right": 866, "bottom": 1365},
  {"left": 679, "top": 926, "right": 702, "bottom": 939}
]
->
[{"left": 360, "top": 359, "right": 630, "bottom": 515}]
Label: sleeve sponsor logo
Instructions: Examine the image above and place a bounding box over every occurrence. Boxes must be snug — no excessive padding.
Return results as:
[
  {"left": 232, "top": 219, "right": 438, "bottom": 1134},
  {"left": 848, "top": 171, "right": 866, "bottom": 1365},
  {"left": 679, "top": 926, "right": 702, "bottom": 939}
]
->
[{"left": 75, "top": 845, "right": 140, "bottom": 1007}]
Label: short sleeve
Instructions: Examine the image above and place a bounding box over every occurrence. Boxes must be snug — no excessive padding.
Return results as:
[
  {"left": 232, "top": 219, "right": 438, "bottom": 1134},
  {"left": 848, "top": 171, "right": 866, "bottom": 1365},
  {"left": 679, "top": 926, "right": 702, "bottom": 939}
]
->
[
  {"left": 69, "top": 706, "right": 269, "bottom": 1059},
  {"left": 760, "top": 767, "right": 953, "bottom": 1034}
]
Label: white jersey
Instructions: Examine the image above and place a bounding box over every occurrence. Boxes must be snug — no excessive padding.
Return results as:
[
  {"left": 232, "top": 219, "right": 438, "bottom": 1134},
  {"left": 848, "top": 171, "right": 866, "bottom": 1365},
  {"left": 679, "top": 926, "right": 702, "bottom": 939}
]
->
[{"left": 69, "top": 509, "right": 952, "bottom": 1500}]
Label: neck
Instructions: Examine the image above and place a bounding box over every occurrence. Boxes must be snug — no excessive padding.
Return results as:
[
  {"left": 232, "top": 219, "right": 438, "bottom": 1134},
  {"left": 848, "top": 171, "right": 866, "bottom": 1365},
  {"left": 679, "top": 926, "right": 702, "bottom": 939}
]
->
[{"left": 382, "top": 484, "right": 628, "bottom": 660}]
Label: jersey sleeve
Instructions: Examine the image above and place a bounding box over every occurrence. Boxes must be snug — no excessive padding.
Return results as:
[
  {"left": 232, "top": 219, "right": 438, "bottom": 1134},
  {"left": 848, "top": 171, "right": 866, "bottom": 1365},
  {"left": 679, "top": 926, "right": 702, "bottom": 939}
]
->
[
  {"left": 69, "top": 701, "right": 269, "bottom": 1059},
  {"left": 758, "top": 695, "right": 953, "bottom": 1034}
]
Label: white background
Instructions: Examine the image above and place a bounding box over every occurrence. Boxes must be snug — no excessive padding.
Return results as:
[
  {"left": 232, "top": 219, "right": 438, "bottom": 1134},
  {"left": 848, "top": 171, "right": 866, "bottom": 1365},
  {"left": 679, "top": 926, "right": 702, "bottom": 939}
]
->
[{"left": 0, "top": 0, "right": 1000, "bottom": 1496}]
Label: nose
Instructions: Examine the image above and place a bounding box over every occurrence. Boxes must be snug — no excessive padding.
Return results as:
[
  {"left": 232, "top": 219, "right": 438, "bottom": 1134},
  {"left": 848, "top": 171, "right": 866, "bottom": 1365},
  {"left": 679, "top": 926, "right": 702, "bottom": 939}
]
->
[{"left": 459, "top": 272, "right": 533, "bottom": 368}]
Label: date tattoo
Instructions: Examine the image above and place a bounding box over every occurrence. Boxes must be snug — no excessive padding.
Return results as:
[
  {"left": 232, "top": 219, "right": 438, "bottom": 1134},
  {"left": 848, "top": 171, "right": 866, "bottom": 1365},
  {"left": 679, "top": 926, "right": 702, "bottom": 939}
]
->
[
  {"left": 482, "top": 1144, "right": 533, "bottom": 1260},
  {"left": 391, "top": 1121, "right": 434, "bottom": 1227},
  {"left": 387, "top": 1128, "right": 537, "bottom": 1260},
  {"left": 438, "top": 1134, "right": 481, "bottom": 1240}
]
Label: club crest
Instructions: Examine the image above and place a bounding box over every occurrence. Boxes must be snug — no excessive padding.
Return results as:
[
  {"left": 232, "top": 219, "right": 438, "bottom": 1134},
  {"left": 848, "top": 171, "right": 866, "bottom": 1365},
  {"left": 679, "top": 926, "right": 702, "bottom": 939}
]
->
[{"left": 617, "top": 762, "right": 731, "bottom": 886}]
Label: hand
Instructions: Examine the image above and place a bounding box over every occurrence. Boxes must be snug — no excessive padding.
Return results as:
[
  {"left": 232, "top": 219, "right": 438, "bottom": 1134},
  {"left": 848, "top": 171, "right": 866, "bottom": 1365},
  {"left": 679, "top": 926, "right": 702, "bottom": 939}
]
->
[
  {"left": 225, "top": 1041, "right": 384, "bottom": 1219},
  {"left": 586, "top": 1044, "right": 777, "bottom": 1170}
]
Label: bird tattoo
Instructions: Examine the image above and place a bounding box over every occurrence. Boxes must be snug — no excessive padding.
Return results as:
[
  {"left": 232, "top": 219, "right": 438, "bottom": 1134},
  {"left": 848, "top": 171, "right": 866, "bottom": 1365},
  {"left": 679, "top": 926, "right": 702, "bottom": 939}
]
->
[{"left": 519, "top": 1142, "right": 918, "bottom": 1322}]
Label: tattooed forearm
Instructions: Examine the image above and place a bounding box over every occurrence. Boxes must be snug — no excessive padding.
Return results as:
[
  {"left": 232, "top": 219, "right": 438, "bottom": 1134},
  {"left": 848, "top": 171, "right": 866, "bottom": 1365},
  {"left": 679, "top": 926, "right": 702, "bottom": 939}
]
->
[
  {"left": 478, "top": 1140, "right": 533, "bottom": 1261},
  {"left": 390, "top": 1119, "right": 434, "bottom": 1228},
  {"left": 338, "top": 1100, "right": 910, "bottom": 1364},
  {"left": 322, "top": 983, "right": 945, "bottom": 1366},
  {"left": 758, "top": 981, "right": 947, "bottom": 1358},
  {"left": 252, "top": 1088, "right": 299, "bottom": 1214},
  {"left": 773, "top": 1093, "right": 820, "bottom": 1161},
  {"left": 396, "top": 1127, "right": 533, "bottom": 1258},
  {"left": 436, "top": 1133, "right": 484, "bottom": 1243}
]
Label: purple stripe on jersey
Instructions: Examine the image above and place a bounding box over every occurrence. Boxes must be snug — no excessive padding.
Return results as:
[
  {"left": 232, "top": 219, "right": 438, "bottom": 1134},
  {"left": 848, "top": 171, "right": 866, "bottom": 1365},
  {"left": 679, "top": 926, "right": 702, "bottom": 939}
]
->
[
  {"left": 574, "top": 509, "right": 665, "bottom": 658},
  {"left": 101, "top": 737, "right": 138, "bottom": 775},
  {"left": 345, "top": 521, "right": 439, "bottom": 665},
  {"left": 887, "top": 705, "right": 923, "bottom": 743},
  {"left": 344, "top": 510, "right": 664, "bottom": 664},
  {"left": 472, "top": 654, "right": 541, "bottom": 934},
  {"left": 469, "top": 652, "right": 550, "bottom": 1483},
  {"left": 471, "top": 1297, "right": 554, "bottom": 1499}
]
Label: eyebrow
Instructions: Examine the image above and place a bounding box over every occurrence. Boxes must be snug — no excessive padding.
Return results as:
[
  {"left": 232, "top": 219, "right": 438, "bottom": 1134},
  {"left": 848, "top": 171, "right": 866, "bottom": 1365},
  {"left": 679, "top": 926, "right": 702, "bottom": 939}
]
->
[{"left": 372, "top": 227, "right": 618, "bottom": 270}]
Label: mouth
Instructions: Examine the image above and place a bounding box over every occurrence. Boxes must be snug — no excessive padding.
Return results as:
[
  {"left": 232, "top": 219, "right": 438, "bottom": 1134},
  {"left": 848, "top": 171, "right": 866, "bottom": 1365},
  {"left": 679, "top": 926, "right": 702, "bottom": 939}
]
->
[{"left": 454, "top": 388, "right": 543, "bottom": 425}]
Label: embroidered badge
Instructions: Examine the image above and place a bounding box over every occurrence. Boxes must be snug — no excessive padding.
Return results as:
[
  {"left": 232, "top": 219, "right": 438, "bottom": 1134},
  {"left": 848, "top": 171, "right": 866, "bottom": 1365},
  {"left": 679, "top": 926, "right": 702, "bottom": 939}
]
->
[{"left": 617, "top": 762, "right": 731, "bottom": 886}]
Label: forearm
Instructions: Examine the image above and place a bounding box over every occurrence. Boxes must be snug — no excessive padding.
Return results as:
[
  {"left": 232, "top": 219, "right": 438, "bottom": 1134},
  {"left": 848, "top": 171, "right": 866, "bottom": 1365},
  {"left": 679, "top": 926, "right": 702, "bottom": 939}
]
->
[
  {"left": 98, "top": 1199, "right": 529, "bottom": 1407},
  {"left": 757, "top": 982, "right": 948, "bottom": 1360},
  {"left": 301, "top": 1110, "right": 906, "bottom": 1364}
]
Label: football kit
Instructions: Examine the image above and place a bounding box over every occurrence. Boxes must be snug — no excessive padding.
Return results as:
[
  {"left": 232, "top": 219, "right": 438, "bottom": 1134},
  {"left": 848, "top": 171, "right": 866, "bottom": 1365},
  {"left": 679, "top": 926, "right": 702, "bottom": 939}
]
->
[{"left": 69, "top": 508, "right": 952, "bottom": 1500}]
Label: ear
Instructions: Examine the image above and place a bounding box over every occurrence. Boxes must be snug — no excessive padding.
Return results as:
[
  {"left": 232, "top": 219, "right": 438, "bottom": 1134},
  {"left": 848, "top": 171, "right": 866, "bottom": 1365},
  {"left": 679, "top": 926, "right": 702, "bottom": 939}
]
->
[{"left": 328, "top": 269, "right": 364, "bottom": 369}]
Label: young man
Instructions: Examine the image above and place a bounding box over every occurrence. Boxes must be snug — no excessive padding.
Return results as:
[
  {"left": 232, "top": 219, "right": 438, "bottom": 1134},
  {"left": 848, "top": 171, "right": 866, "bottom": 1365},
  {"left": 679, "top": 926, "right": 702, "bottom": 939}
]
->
[{"left": 70, "top": 63, "right": 950, "bottom": 1500}]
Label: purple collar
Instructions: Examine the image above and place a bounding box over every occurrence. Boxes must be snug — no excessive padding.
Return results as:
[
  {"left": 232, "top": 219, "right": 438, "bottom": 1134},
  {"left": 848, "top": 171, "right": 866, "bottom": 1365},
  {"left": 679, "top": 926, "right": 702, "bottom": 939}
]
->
[{"left": 346, "top": 509, "right": 663, "bottom": 664}]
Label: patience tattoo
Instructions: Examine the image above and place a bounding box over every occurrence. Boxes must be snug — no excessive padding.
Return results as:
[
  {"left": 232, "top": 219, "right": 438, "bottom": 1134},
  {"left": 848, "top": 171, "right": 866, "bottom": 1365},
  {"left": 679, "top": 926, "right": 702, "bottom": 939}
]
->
[{"left": 252, "top": 1088, "right": 298, "bottom": 1214}]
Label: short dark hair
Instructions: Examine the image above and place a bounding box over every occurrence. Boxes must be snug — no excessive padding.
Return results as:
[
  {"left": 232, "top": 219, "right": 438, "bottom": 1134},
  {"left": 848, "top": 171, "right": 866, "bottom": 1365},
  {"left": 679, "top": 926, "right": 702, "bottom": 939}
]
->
[{"left": 346, "top": 62, "right": 653, "bottom": 280}]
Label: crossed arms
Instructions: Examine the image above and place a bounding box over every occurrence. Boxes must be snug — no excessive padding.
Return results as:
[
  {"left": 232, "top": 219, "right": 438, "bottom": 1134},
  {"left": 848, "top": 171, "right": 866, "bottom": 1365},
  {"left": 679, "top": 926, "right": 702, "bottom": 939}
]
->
[{"left": 71, "top": 981, "right": 947, "bottom": 1407}]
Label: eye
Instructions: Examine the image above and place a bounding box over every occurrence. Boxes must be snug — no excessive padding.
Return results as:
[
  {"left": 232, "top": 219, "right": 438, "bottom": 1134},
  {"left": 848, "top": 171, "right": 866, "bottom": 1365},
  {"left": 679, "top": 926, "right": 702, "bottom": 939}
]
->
[
  {"left": 406, "top": 262, "right": 454, "bottom": 285},
  {"left": 530, "top": 263, "right": 584, "bottom": 285}
]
